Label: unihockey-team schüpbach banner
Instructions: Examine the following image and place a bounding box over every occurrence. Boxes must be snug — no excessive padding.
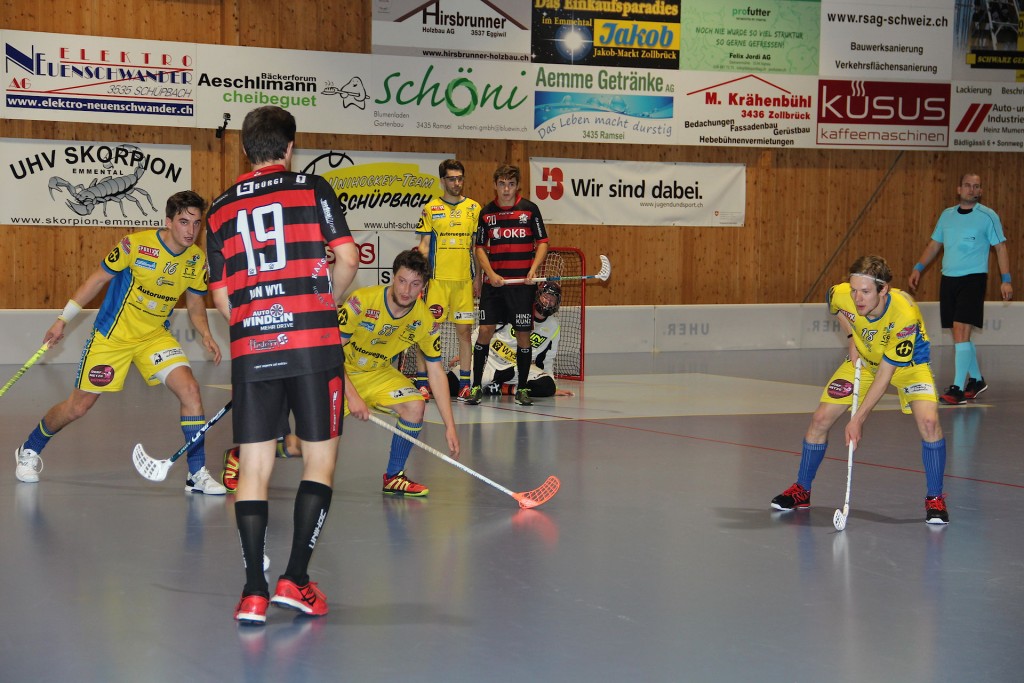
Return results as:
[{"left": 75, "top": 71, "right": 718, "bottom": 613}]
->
[{"left": 530, "top": 158, "right": 745, "bottom": 226}]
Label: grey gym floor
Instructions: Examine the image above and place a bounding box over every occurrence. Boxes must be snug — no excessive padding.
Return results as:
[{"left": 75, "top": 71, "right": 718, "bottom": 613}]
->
[{"left": 2, "top": 346, "right": 1022, "bottom": 683}]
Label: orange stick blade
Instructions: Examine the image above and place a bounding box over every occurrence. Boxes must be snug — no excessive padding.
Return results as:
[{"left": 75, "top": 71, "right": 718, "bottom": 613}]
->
[{"left": 514, "top": 475, "right": 561, "bottom": 509}]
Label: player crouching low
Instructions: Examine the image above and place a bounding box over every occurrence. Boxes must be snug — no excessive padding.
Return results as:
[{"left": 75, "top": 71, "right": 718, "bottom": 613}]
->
[
  {"left": 342, "top": 250, "right": 461, "bottom": 495},
  {"left": 457, "top": 282, "right": 574, "bottom": 402},
  {"left": 222, "top": 250, "right": 460, "bottom": 496}
]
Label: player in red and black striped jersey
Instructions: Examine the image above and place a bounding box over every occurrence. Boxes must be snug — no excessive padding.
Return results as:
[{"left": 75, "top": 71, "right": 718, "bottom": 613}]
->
[
  {"left": 206, "top": 105, "right": 360, "bottom": 625},
  {"left": 469, "top": 164, "right": 549, "bottom": 407}
]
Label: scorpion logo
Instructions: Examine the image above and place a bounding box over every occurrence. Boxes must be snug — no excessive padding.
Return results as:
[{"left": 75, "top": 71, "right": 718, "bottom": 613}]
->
[{"left": 48, "top": 144, "right": 158, "bottom": 217}]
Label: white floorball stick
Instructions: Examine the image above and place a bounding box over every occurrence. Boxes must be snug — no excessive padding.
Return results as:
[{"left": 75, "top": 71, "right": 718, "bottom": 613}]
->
[
  {"left": 367, "top": 415, "right": 560, "bottom": 508},
  {"left": 833, "top": 358, "right": 862, "bottom": 532},
  {"left": 502, "top": 254, "right": 611, "bottom": 285},
  {"left": 132, "top": 402, "right": 232, "bottom": 482}
]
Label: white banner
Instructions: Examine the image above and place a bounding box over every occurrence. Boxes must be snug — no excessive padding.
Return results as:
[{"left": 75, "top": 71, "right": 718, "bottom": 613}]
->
[
  {"left": 372, "top": 0, "right": 531, "bottom": 63},
  {"left": 291, "top": 149, "right": 451, "bottom": 291},
  {"left": 2, "top": 30, "right": 196, "bottom": 126},
  {"left": 818, "top": 0, "right": 953, "bottom": 81},
  {"left": 1, "top": 138, "right": 192, "bottom": 227},
  {"left": 530, "top": 158, "right": 745, "bottom": 226}
]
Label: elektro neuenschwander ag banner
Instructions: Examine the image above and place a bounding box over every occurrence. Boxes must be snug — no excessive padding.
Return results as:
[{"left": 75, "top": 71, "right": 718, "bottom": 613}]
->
[
  {"left": 1, "top": 138, "right": 192, "bottom": 227},
  {"left": 372, "top": 0, "right": 531, "bottom": 63},
  {"left": 530, "top": 158, "right": 745, "bottom": 226},
  {"left": 2, "top": 30, "right": 196, "bottom": 126},
  {"left": 291, "top": 149, "right": 451, "bottom": 289}
]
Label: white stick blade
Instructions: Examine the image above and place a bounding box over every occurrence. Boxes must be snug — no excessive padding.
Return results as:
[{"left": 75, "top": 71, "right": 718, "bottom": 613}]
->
[
  {"left": 833, "top": 509, "right": 847, "bottom": 531},
  {"left": 132, "top": 443, "right": 171, "bottom": 482},
  {"left": 597, "top": 254, "right": 611, "bottom": 281}
]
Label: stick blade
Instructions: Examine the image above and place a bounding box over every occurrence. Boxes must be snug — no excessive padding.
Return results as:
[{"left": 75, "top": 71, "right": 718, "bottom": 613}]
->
[
  {"left": 596, "top": 254, "right": 612, "bottom": 281},
  {"left": 833, "top": 508, "right": 847, "bottom": 531},
  {"left": 132, "top": 443, "right": 171, "bottom": 482},
  {"left": 514, "top": 475, "right": 560, "bottom": 509}
]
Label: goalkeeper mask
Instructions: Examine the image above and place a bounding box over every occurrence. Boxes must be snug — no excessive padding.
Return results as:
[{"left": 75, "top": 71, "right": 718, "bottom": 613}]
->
[{"left": 534, "top": 282, "right": 561, "bottom": 319}]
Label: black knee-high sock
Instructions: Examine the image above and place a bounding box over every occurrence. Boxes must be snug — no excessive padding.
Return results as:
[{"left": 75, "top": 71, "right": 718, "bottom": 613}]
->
[
  {"left": 472, "top": 343, "right": 488, "bottom": 386},
  {"left": 284, "top": 480, "right": 333, "bottom": 585},
  {"left": 235, "top": 500, "right": 269, "bottom": 597},
  {"left": 516, "top": 346, "right": 532, "bottom": 389}
]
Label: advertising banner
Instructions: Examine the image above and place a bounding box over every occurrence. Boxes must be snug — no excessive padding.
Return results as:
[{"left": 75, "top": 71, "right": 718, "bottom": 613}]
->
[
  {"left": 531, "top": 0, "right": 681, "bottom": 70},
  {"left": 2, "top": 30, "right": 196, "bottom": 126},
  {"left": 292, "top": 149, "right": 451, "bottom": 290},
  {"left": 194, "top": 44, "right": 371, "bottom": 135},
  {"left": 1, "top": 138, "right": 191, "bottom": 227},
  {"left": 532, "top": 64, "right": 675, "bottom": 143},
  {"left": 950, "top": 82, "right": 1024, "bottom": 152},
  {"left": 678, "top": 72, "right": 816, "bottom": 148},
  {"left": 818, "top": 0, "right": 953, "bottom": 81},
  {"left": 372, "top": 0, "right": 531, "bottom": 63},
  {"left": 815, "top": 79, "right": 950, "bottom": 148},
  {"left": 530, "top": 158, "right": 745, "bottom": 227},
  {"left": 681, "top": 0, "right": 821, "bottom": 75}
]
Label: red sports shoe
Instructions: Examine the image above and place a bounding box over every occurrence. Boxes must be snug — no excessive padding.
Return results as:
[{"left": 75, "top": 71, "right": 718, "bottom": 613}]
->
[
  {"left": 382, "top": 470, "right": 429, "bottom": 497},
  {"left": 417, "top": 385, "right": 432, "bottom": 402},
  {"left": 222, "top": 446, "right": 240, "bottom": 493},
  {"left": 271, "top": 577, "right": 329, "bottom": 616},
  {"left": 235, "top": 593, "right": 269, "bottom": 625}
]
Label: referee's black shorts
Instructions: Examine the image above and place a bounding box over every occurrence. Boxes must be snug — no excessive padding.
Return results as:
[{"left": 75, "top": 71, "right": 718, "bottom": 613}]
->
[{"left": 939, "top": 273, "right": 987, "bottom": 329}]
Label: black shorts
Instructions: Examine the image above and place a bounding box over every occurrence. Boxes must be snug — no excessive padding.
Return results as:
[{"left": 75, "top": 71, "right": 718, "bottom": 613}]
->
[
  {"left": 232, "top": 366, "right": 344, "bottom": 444},
  {"left": 939, "top": 273, "right": 987, "bottom": 329},
  {"left": 478, "top": 283, "right": 536, "bottom": 332}
]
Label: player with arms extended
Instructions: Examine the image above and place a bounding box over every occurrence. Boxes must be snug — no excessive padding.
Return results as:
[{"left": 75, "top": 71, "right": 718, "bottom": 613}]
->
[
  {"left": 339, "top": 249, "right": 460, "bottom": 496},
  {"left": 466, "top": 164, "right": 549, "bottom": 407},
  {"left": 14, "top": 190, "right": 224, "bottom": 494},
  {"left": 206, "top": 105, "right": 359, "bottom": 624},
  {"left": 413, "top": 159, "right": 481, "bottom": 402},
  {"left": 771, "top": 255, "right": 950, "bottom": 524}
]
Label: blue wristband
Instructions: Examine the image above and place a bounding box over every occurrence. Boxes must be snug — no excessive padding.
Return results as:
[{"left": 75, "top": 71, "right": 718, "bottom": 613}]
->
[
  {"left": 913, "top": 263, "right": 925, "bottom": 272},
  {"left": 1001, "top": 273, "right": 1012, "bottom": 284}
]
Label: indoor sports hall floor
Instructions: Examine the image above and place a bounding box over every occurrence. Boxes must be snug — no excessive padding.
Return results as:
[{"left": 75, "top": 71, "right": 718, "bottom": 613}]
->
[{"left": 2, "top": 346, "right": 1022, "bottom": 683}]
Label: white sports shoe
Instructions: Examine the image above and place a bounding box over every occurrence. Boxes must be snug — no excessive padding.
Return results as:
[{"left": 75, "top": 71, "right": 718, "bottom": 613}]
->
[
  {"left": 185, "top": 466, "right": 227, "bottom": 495},
  {"left": 15, "top": 446, "right": 43, "bottom": 483}
]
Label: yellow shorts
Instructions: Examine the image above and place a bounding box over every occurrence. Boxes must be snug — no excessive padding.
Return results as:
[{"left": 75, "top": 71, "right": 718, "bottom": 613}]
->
[
  {"left": 76, "top": 328, "right": 191, "bottom": 393},
  {"left": 424, "top": 279, "right": 475, "bottom": 325},
  {"left": 345, "top": 365, "right": 423, "bottom": 416},
  {"left": 820, "top": 359, "right": 938, "bottom": 414}
]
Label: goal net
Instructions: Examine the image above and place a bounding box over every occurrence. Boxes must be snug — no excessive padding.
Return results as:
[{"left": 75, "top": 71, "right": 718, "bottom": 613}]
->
[{"left": 399, "top": 247, "right": 585, "bottom": 381}]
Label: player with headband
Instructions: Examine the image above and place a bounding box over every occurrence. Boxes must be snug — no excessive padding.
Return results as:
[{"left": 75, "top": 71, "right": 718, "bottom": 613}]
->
[{"left": 771, "top": 255, "right": 950, "bottom": 524}]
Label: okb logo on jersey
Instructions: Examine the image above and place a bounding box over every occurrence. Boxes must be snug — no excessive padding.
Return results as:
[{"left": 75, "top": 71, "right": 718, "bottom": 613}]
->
[{"left": 817, "top": 80, "right": 950, "bottom": 148}]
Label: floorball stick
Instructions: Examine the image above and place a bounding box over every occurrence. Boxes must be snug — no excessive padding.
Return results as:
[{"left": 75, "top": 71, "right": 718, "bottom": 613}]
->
[
  {"left": 367, "top": 415, "right": 560, "bottom": 508},
  {"left": 0, "top": 343, "right": 49, "bottom": 398},
  {"left": 833, "top": 358, "right": 862, "bottom": 532},
  {"left": 503, "top": 254, "right": 611, "bottom": 285},
  {"left": 133, "top": 401, "right": 232, "bottom": 482}
]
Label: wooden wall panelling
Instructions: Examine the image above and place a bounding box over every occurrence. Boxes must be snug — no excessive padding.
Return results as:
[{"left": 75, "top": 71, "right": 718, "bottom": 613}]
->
[{"left": 3, "top": 1, "right": 1022, "bottom": 309}]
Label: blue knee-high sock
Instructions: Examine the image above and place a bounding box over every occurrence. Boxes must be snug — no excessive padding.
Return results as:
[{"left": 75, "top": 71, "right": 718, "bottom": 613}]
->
[
  {"left": 181, "top": 414, "right": 207, "bottom": 474},
  {"left": 459, "top": 369, "right": 470, "bottom": 391},
  {"left": 953, "top": 342, "right": 971, "bottom": 388},
  {"left": 386, "top": 418, "right": 423, "bottom": 477},
  {"left": 24, "top": 418, "right": 57, "bottom": 454},
  {"left": 414, "top": 372, "right": 428, "bottom": 390},
  {"left": 967, "top": 341, "right": 982, "bottom": 381},
  {"left": 797, "top": 440, "right": 828, "bottom": 490},
  {"left": 922, "top": 439, "right": 946, "bottom": 497}
]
